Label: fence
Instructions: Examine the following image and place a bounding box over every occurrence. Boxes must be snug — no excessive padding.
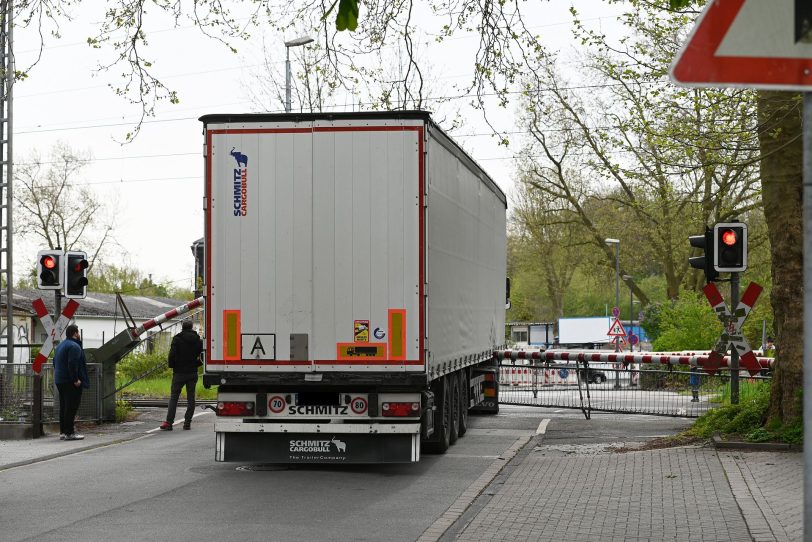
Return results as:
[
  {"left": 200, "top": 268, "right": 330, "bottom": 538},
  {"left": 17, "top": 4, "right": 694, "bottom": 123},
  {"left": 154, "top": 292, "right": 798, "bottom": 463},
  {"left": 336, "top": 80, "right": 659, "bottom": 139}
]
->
[
  {"left": 0, "top": 363, "right": 103, "bottom": 426},
  {"left": 498, "top": 360, "right": 771, "bottom": 418}
]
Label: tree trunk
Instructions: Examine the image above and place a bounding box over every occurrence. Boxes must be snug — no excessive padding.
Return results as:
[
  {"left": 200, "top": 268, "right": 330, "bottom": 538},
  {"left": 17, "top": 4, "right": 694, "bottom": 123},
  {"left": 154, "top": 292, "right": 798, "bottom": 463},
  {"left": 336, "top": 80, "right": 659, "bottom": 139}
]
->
[{"left": 758, "top": 91, "right": 804, "bottom": 425}]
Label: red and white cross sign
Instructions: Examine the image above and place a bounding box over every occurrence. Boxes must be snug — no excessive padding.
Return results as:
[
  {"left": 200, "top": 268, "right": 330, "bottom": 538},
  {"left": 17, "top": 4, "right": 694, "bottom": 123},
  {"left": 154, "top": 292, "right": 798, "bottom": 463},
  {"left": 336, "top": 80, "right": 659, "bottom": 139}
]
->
[
  {"left": 31, "top": 297, "right": 80, "bottom": 374},
  {"left": 702, "top": 282, "right": 763, "bottom": 376}
]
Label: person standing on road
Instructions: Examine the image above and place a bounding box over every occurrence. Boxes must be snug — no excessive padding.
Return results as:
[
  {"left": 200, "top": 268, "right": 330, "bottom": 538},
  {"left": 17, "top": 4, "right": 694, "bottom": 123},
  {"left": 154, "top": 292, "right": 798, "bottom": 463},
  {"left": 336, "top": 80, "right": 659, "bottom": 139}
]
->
[
  {"left": 53, "top": 324, "right": 89, "bottom": 441},
  {"left": 160, "top": 320, "right": 203, "bottom": 431}
]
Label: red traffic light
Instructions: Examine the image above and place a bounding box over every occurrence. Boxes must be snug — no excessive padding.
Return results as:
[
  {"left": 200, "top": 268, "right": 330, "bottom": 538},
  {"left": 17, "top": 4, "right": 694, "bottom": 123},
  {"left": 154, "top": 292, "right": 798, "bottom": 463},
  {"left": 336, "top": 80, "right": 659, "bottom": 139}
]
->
[
  {"left": 721, "top": 229, "right": 738, "bottom": 246},
  {"left": 42, "top": 255, "right": 56, "bottom": 269}
]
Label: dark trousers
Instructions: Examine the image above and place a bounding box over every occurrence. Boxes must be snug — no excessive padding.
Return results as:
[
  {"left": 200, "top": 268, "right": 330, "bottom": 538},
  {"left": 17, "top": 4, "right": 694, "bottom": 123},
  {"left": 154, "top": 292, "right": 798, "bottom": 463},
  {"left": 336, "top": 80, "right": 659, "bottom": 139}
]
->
[
  {"left": 166, "top": 372, "right": 198, "bottom": 424},
  {"left": 56, "top": 382, "right": 83, "bottom": 435}
]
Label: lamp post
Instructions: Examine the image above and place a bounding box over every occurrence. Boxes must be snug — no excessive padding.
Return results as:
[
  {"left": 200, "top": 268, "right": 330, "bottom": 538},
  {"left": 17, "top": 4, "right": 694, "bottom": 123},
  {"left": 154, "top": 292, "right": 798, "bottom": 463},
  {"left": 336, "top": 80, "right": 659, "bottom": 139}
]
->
[
  {"left": 606, "top": 238, "right": 620, "bottom": 388},
  {"left": 284, "top": 36, "right": 314, "bottom": 113}
]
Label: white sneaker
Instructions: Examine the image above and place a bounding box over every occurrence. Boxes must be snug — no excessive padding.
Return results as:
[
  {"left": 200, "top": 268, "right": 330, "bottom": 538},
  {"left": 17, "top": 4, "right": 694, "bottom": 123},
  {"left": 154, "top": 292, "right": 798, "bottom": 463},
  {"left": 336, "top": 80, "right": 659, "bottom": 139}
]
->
[
  {"left": 64, "top": 433, "right": 85, "bottom": 441},
  {"left": 59, "top": 433, "right": 66, "bottom": 440}
]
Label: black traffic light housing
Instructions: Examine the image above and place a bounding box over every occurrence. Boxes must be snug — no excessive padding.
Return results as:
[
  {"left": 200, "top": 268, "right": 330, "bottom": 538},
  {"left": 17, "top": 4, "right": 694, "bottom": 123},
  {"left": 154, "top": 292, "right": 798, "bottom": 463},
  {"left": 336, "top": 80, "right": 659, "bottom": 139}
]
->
[
  {"left": 688, "top": 227, "right": 718, "bottom": 283},
  {"left": 713, "top": 222, "right": 747, "bottom": 272},
  {"left": 37, "top": 249, "right": 63, "bottom": 290},
  {"left": 64, "top": 251, "right": 89, "bottom": 299}
]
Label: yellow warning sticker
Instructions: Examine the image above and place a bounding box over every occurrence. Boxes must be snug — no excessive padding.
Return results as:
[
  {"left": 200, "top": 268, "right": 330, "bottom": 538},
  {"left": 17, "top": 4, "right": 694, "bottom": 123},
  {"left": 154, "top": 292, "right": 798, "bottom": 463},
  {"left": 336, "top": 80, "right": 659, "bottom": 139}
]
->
[{"left": 354, "top": 320, "right": 370, "bottom": 342}]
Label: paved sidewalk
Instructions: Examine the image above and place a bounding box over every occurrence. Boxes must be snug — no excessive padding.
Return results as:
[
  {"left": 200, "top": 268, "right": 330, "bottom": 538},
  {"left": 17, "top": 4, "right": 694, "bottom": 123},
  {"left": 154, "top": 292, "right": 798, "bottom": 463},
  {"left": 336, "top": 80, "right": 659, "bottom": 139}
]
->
[
  {"left": 0, "top": 407, "right": 173, "bottom": 471},
  {"left": 447, "top": 440, "right": 802, "bottom": 541}
]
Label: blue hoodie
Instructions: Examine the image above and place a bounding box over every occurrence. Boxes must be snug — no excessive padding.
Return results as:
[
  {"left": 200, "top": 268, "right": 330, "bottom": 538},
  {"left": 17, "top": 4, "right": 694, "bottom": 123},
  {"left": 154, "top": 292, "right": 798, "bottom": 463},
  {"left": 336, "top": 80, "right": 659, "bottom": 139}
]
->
[{"left": 53, "top": 338, "right": 90, "bottom": 388}]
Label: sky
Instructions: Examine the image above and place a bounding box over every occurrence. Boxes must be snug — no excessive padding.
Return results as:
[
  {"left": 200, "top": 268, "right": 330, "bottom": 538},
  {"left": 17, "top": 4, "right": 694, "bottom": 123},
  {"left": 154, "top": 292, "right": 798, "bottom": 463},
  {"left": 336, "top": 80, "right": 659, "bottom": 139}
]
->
[{"left": 10, "top": 1, "right": 627, "bottom": 292}]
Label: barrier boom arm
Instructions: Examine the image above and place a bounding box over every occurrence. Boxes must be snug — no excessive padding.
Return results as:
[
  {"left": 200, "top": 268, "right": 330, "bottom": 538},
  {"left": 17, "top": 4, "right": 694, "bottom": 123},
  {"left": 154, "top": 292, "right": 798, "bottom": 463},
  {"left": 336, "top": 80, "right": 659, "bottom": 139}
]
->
[{"left": 85, "top": 297, "right": 205, "bottom": 366}]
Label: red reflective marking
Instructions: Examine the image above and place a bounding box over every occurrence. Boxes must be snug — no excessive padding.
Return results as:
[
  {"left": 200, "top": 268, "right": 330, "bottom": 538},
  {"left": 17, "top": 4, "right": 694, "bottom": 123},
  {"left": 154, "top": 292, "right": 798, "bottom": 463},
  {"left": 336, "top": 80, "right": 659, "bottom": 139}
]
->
[
  {"left": 740, "top": 282, "right": 763, "bottom": 308},
  {"left": 32, "top": 353, "right": 48, "bottom": 374},
  {"left": 32, "top": 299, "right": 48, "bottom": 318},
  {"left": 703, "top": 283, "right": 724, "bottom": 307},
  {"left": 62, "top": 299, "right": 80, "bottom": 319}
]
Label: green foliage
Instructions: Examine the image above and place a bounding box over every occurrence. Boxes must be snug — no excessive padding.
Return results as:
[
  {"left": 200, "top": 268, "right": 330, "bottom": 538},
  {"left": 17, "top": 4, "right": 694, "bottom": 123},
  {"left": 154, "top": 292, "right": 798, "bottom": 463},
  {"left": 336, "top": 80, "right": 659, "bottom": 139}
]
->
[
  {"left": 117, "top": 376, "right": 216, "bottom": 401},
  {"left": 648, "top": 293, "right": 722, "bottom": 351},
  {"left": 90, "top": 263, "right": 193, "bottom": 299},
  {"left": 117, "top": 351, "right": 171, "bottom": 381},
  {"left": 689, "top": 382, "right": 801, "bottom": 444},
  {"left": 115, "top": 399, "right": 133, "bottom": 423},
  {"left": 689, "top": 385, "right": 769, "bottom": 438}
]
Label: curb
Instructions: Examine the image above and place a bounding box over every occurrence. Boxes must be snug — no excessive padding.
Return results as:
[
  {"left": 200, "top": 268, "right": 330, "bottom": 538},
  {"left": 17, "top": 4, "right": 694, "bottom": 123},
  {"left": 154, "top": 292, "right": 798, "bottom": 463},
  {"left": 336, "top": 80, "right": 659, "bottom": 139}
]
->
[
  {"left": 0, "top": 433, "right": 150, "bottom": 472},
  {"left": 712, "top": 432, "right": 800, "bottom": 452}
]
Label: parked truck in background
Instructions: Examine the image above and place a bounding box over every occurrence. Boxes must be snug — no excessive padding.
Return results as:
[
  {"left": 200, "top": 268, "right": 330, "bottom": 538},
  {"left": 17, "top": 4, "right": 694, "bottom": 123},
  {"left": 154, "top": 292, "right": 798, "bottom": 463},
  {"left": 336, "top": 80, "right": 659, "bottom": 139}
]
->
[{"left": 200, "top": 111, "right": 507, "bottom": 463}]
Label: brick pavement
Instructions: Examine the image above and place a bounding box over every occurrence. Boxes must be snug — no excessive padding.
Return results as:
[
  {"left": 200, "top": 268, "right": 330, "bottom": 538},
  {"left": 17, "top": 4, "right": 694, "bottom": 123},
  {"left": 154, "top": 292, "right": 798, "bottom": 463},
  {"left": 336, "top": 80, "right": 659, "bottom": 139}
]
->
[
  {"left": 452, "top": 445, "right": 755, "bottom": 542},
  {"left": 719, "top": 451, "right": 802, "bottom": 542}
]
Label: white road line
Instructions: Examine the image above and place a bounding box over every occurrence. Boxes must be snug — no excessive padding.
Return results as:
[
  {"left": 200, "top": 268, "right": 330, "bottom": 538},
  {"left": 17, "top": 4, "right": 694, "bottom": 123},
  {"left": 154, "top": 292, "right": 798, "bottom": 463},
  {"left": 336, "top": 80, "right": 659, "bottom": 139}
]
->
[
  {"left": 145, "top": 410, "right": 214, "bottom": 434},
  {"left": 536, "top": 418, "right": 551, "bottom": 435}
]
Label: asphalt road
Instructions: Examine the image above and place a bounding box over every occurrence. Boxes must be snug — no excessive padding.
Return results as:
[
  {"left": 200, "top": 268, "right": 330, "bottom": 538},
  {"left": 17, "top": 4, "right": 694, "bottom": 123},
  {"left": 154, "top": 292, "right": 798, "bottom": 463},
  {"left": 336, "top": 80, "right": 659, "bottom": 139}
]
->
[
  {"left": 0, "top": 406, "right": 544, "bottom": 542},
  {"left": 0, "top": 406, "right": 693, "bottom": 542}
]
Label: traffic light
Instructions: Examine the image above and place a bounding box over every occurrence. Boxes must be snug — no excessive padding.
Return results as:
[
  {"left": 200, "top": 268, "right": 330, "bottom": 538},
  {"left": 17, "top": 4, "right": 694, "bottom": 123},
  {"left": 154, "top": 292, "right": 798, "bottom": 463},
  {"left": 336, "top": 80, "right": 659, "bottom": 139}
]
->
[
  {"left": 37, "top": 250, "right": 63, "bottom": 290},
  {"left": 713, "top": 222, "right": 747, "bottom": 272},
  {"left": 688, "top": 227, "right": 718, "bottom": 283},
  {"left": 64, "top": 251, "right": 89, "bottom": 299}
]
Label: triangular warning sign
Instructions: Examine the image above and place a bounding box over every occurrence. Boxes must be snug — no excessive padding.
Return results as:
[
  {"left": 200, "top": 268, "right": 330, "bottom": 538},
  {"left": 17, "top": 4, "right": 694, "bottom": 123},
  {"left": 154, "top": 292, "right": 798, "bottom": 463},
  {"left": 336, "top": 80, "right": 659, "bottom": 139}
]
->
[
  {"left": 607, "top": 318, "right": 627, "bottom": 337},
  {"left": 670, "top": 0, "right": 812, "bottom": 90}
]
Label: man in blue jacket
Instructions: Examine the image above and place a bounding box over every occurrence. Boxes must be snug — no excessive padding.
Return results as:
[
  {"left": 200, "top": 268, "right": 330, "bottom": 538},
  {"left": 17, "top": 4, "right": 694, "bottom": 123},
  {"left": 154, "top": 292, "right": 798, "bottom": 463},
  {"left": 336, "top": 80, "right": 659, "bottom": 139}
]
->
[{"left": 53, "top": 324, "right": 89, "bottom": 441}]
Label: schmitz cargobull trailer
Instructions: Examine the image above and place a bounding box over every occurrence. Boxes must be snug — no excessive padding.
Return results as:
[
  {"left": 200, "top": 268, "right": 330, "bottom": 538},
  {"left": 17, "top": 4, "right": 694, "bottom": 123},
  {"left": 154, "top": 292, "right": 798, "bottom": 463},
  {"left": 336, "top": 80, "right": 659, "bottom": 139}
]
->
[{"left": 200, "top": 111, "right": 507, "bottom": 463}]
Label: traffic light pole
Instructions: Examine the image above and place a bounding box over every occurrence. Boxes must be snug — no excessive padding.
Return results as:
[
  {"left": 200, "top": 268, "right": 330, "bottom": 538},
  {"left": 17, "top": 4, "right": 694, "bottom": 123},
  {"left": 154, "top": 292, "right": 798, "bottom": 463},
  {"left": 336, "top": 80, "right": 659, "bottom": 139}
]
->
[
  {"left": 802, "top": 91, "right": 812, "bottom": 542},
  {"left": 729, "top": 272, "right": 739, "bottom": 405}
]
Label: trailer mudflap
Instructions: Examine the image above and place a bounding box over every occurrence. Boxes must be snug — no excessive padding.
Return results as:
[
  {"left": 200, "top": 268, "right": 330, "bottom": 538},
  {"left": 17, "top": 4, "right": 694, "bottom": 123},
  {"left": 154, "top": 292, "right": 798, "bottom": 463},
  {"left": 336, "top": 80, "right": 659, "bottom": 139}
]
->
[{"left": 216, "top": 432, "right": 420, "bottom": 463}]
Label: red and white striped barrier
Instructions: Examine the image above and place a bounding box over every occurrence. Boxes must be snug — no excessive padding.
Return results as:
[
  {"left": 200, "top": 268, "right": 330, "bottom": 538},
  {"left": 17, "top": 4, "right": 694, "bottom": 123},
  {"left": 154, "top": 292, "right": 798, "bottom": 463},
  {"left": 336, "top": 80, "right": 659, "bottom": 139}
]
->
[
  {"left": 494, "top": 349, "right": 774, "bottom": 370},
  {"left": 132, "top": 297, "right": 204, "bottom": 337}
]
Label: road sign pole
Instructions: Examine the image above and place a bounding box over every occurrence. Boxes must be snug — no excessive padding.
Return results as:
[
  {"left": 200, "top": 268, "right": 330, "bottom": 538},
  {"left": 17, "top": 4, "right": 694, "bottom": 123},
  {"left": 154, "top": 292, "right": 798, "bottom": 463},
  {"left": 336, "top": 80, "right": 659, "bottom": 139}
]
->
[
  {"left": 802, "top": 91, "right": 812, "bottom": 542},
  {"left": 730, "top": 273, "right": 740, "bottom": 405}
]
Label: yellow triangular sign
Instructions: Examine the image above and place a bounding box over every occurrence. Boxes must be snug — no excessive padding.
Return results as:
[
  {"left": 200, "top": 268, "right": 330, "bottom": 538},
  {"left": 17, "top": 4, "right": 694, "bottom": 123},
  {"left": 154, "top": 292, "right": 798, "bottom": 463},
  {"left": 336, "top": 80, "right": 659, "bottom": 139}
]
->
[{"left": 607, "top": 318, "right": 627, "bottom": 337}]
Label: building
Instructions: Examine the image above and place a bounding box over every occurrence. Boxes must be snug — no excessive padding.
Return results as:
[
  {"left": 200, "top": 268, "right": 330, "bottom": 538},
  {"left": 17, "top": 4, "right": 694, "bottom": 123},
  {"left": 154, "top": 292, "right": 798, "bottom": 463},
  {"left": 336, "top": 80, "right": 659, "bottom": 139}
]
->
[{"left": 0, "top": 289, "right": 198, "bottom": 364}]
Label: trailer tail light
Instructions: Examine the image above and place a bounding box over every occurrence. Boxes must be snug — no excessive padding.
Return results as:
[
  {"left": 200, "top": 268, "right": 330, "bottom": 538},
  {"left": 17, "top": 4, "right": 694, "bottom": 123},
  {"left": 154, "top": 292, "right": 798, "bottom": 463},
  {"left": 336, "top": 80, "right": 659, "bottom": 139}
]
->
[
  {"left": 381, "top": 402, "right": 420, "bottom": 417},
  {"left": 217, "top": 401, "right": 255, "bottom": 416}
]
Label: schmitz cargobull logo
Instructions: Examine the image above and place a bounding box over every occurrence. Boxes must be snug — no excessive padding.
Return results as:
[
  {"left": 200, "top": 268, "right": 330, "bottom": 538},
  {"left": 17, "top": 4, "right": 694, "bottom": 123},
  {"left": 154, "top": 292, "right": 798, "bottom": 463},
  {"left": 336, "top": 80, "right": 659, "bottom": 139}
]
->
[
  {"left": 230, "top": 147, "right": 248, "bottom": 217},
  {"left": 289, "top": 437, "right": 348, "bottom": 454}
]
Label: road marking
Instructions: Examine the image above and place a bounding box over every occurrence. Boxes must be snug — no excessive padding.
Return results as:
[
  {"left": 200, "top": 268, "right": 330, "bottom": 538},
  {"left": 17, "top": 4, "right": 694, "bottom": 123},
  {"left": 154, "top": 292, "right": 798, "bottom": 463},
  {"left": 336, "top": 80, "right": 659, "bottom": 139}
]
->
[
  {"left": 146, "top": 410, "right": 214, "bottom": 433},
  {"left": 536, "top": 418, "right": 550, "bottom": 435},
  {"left": 416, "top": 435, "right": 531, "bottom": 542}
]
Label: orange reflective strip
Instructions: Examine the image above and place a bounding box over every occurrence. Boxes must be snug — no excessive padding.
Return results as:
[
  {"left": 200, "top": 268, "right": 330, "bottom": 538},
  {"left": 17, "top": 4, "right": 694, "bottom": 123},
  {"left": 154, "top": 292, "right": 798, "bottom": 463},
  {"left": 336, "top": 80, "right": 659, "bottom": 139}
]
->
[
  {"left": 223, "top": 310, "right": 241, "bottom": 360},
  {"left": 484, "top": 388, "right": 496, "bottom": 397},
  {"left": 388, "top": 309, "right": 406, "bottom": 360},
  {"left": 336, "top": 343, "right": 388, "bottom": 361}
]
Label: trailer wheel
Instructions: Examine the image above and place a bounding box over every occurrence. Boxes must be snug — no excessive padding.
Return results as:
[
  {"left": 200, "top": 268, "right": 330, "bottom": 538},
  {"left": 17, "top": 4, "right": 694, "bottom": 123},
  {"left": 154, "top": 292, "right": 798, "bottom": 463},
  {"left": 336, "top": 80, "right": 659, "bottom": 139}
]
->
[
  {"left": 424, "top": 376, "right": 451, "bottom": 454},
  {"left": 458, "top": 370, "right": 469, "bottom": 437},
  {"left": 449, "top": 373, "right": 461, "bottom": 444}
]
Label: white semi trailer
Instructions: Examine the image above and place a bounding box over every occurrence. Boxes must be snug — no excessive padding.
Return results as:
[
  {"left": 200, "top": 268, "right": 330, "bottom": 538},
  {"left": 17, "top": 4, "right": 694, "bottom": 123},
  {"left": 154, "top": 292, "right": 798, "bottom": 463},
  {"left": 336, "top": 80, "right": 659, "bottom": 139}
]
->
[{"left": 200, "top": 111, "right": 507, "bottom": 463}]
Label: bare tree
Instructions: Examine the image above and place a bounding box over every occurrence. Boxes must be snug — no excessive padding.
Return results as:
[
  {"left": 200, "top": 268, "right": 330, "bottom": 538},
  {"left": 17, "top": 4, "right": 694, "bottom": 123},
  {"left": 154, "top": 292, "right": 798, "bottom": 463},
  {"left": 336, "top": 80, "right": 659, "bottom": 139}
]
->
[{"left": 14, "top": 142, "right": 113, "bottom": 268}]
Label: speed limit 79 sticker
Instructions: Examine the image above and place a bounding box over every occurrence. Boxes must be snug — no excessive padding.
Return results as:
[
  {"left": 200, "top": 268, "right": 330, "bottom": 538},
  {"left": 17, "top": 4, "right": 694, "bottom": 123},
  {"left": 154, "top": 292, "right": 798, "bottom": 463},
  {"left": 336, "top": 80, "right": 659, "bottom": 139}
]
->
[
  {"left": 268, "top": 395, "right": 286, "bottom": 414},
  {"left": 350, "top": 396, "right": 368, "bottom": 415}
]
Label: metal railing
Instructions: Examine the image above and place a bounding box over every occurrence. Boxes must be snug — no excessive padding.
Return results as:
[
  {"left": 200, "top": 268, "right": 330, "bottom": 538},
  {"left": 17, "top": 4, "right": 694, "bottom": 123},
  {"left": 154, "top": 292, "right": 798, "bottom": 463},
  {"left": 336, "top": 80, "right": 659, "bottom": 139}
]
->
[
  {"left": 498, "top": 361, "right": 771, "bottom": 418},
  {"left": 0, "top": 363, "right": 102, "bottom": 425}
]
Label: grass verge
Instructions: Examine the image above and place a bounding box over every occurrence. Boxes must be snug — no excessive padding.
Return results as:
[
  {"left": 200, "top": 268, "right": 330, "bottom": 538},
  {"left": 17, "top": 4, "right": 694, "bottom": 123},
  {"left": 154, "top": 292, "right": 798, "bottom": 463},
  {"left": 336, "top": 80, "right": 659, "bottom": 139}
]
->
[
  {"left": 117, "top": 376, "right": 217, "bottom": 401},
  {"left": 687, "top": 382, "right": 802, "bottom": 445}
]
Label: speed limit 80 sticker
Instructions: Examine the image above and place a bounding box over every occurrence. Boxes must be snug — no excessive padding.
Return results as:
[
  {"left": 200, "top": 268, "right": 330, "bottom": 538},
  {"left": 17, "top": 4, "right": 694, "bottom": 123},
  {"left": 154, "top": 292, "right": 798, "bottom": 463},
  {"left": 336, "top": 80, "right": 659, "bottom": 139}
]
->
[{"left": 350, "top": 396, "right": 368, "bottom": 415}]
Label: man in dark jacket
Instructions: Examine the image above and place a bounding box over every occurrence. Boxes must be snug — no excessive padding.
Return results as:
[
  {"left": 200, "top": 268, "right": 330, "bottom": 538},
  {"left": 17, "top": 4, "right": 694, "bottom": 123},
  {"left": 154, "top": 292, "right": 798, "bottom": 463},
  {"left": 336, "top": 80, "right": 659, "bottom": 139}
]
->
[
  {"left": 160, "top": 320, "right": 203, "bottom": 430},
  {"left": 53, "top": 324, "right": 89, "bottom": 441}
]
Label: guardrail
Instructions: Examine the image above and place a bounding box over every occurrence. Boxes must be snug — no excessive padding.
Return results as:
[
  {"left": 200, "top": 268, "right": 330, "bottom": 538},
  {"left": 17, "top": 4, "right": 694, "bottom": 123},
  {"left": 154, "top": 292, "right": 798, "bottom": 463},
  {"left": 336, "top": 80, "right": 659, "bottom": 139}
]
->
[{"left": 498, "top": 360, "right": 770, "bottom": 418}]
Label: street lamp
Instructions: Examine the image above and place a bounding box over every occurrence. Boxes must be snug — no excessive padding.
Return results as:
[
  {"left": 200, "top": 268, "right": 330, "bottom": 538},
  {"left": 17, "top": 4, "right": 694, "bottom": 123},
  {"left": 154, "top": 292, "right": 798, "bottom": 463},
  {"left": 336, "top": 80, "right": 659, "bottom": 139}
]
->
[{"left": 284, "top": 36, "right": 314, "bottom": 113}]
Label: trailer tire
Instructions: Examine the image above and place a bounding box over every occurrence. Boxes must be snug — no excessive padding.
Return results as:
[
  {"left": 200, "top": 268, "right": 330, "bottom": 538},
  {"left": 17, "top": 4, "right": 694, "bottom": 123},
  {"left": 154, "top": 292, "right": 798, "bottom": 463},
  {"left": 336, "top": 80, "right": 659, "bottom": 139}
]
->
[
  {"left": 449, "top": 374, "right": 460, "bottom": 445},
  {"left": 458, "top": 370, "right": 469, "bottom": 437},
  {"left": 424, "top": 377, "right": 451, "bottom": 454}
]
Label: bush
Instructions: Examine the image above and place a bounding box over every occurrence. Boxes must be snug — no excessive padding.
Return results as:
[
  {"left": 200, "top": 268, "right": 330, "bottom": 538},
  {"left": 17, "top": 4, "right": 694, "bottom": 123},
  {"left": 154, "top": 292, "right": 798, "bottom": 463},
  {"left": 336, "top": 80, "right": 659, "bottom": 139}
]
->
[
  {"left": 117, "top": 351, "right": 170, "bottom": 381},
  {"left": 650, "top": 293, "right": 722, "bottom": 351},
  {"left": 115, "top": 399, "right": 133, "bottom": 422}
]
